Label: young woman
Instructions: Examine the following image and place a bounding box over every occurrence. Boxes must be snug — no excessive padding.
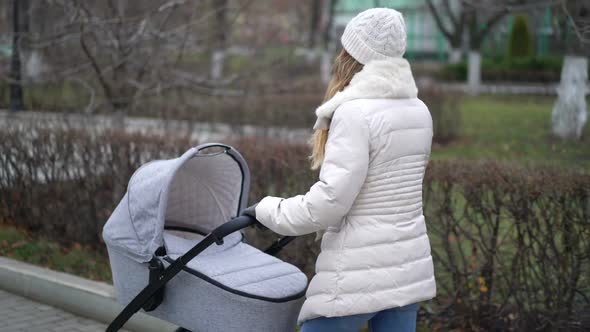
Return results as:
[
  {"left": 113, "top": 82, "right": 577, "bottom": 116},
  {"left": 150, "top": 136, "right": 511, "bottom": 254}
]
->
[{"left": 243, "top": 8, "right": 436, "bottom": 332}]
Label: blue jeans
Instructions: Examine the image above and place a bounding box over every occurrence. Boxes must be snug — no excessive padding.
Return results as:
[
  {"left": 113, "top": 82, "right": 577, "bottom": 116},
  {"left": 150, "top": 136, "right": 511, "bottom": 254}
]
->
[{"left": 300, "top": 303, "right": 420, "bottom": 332}]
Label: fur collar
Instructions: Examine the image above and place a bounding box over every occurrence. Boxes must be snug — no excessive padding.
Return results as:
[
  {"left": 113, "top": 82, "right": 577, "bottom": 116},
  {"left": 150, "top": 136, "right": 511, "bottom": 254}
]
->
[{"left": 313, "top": 58, "right": 418, "bottom": 130}]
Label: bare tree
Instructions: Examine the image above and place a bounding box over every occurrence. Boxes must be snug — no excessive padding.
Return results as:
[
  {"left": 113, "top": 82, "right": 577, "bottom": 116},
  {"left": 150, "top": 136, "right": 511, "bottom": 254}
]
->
[
  {"left": 426, "top": 0, "right": 512, "bottom": 65},
  {"left": 1, "top": 0, "right": 325, "bottom": 119},
  {"left": 426, "top": 0, "right": 511, "bottom": 93},
  {"left": 463, "top": 1, "right": 511, "bottom": 94},
  {"left": 426, "top": 0, "right": 466, "bottom": 64},
  {"left": 427, "top": 1, "right": 560, "bottom": 94},
  {"left": 210, "top": 0, "right": 229, "bottom": 80},
  {"left": 308, "top": 0, "right": 323, "bottom": 49},
  {"left": 11, "top": 0, "right": 254, "bottom": 115},
  {"left": 75, "top": 1, "right": 206, "bottom": 112},
  {"left": 561, "top": 0, "right": 590, "bottom": 48},
  {"left": 293, "top": 0, "right": 329, "bottom": 66},
  {"left": 8, "top": 0, "right": 29, "bottom": 112},
  {"left": 320, "top": 0, "right": 336, "bottom": 84}
]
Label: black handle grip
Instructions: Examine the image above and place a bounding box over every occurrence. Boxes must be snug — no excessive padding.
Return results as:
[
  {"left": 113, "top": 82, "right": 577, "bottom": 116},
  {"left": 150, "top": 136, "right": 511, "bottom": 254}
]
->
[{"left": 211, "top": 215, "right": 257, "bottom": 242}]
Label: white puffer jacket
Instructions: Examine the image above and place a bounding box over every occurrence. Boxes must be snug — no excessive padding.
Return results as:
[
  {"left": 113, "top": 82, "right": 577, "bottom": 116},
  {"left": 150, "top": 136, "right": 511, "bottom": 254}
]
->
[{"left": 255, "top": 58, "right": 436, "bottom": 323}]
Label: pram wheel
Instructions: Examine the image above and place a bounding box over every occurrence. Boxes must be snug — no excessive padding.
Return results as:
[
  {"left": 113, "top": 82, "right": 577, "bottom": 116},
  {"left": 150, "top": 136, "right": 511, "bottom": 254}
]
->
[{"left": 175, "top": 328, "right": 192, "bottom": 332}]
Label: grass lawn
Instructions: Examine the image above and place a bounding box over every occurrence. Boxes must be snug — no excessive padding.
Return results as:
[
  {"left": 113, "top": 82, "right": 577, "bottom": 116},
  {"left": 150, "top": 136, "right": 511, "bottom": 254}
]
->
[
  {"left": 432, "top": 94, "right": 590, "bottom": 171},
  {"left": 0, "top": 223, "right": 111, "bottom": 282}
]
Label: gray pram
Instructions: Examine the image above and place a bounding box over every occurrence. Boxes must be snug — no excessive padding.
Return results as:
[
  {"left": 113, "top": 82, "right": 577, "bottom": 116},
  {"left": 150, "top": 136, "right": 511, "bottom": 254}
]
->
[{"left": 102, "top": 144, "right": 308, "bottom": 332}]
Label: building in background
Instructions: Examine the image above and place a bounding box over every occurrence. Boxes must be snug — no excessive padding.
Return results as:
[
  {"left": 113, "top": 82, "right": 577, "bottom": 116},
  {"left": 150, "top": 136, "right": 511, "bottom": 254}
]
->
[{"left": 332, "top": 0, "right": 564, "bottom": 61}]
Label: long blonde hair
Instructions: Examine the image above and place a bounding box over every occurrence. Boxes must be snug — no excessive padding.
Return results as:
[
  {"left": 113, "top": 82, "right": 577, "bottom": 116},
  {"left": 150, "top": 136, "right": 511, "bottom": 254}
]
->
[{"left": 310, "top": 49, "right": 364, "bottom": 170}]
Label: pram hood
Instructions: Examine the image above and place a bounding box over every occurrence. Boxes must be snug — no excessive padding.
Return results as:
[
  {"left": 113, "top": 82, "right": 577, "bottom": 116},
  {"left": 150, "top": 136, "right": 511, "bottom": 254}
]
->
[{"left": 102, "top": 144, "right": 250, "bottom": 263}]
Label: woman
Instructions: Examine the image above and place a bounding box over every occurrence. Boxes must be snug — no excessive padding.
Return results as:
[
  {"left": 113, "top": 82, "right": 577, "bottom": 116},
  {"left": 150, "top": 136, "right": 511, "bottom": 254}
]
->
[{"left": 243, "top": 8, "right": 436, "bottom": 332}]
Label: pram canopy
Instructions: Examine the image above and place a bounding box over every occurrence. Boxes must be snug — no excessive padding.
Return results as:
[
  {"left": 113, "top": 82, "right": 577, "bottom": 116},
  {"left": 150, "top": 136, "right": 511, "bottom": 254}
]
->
[{"left": 103, "top": 144, "right": 249, "bottom": 263}]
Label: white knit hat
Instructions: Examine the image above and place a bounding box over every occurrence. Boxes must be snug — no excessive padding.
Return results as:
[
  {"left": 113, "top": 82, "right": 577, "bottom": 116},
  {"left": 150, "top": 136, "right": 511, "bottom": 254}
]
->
[{"left": 341, "top": 8, "right": 407, "bottom": 65}]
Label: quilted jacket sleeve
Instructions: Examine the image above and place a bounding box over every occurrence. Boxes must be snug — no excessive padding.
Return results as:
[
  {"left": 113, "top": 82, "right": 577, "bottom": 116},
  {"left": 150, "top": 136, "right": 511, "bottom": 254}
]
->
[{"left": 255, "top": 104, "right": 370, "bottom": 236}]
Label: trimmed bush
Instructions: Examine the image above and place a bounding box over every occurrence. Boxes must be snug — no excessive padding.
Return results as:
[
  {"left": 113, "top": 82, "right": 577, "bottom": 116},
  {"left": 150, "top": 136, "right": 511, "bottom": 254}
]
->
[
  {"left": 424, "top": 161, "right": 590, "bottom": 331},
  {"left": 508, "top": 15, "right": 534, "bottom": 59},
  {"left": 0, "top": 125, "right": 191, "bottom": 245},
  {"left": 1, "top": 125, "right": 588, "bottom": 330}
]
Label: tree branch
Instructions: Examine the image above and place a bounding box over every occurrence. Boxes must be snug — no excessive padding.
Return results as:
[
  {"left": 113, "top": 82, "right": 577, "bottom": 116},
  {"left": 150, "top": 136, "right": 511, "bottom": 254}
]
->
[
  {"left": 465, "top": 4, "right": 509, "bottom": 50},
  {"left": 443, "top": 0, "right": 459, "bottom": 29},
  {"left": 562, "top": 0, "right": 590, "bottom": 46},
  {"left": 426, "top": 0, "right": 454, "bottom": 42}
]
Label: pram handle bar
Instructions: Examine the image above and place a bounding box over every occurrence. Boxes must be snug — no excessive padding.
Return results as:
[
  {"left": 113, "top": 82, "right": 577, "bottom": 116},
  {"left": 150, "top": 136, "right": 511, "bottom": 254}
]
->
[{"left": 106, "top": 215, "right": 257, "bottom": 332}]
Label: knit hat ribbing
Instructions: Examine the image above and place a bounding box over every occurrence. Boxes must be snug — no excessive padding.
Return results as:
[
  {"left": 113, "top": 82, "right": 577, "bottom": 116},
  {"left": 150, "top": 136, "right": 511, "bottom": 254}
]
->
[{"left": 341, "top": 8, "right": 407, "bottom": 65}]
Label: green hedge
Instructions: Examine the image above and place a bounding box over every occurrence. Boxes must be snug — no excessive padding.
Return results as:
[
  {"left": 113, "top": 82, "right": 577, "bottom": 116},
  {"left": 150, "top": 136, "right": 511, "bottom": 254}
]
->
[{"left": 439, "top": 56, "right": 567, "bottom": 83}]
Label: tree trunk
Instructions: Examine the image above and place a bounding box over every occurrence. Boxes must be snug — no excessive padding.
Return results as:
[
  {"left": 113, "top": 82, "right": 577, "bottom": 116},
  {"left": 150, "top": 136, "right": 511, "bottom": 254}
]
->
[
  {"left": 448, "top": 47, "right": 462, "bottom": 64},
  {"left": 467, "top": 50, "right": 481, "bottom": 95},
  {"left": 210, "top": 0, "right": 228, "bottom": 80},
  {"left": 25, "top": 51, "right": 45, "bottom": 82},
  {"left": 320, "top": 49, "right": 332, "bottom": 84},
  {"left": 321, "top": 0, "right": 335, "bottom": 48},
  {"left": 9, "top": 0, "right": 24, "bottom": 112},
  {"left": 300, "top": 0, "right": 323, "bottom": 66},
  {"left": 210, "top": 49, "right": 226, "bottom": 80},
  {"left": 319, "top": 0, "right": 335, "bottom": 84},
  {"left": 552, "top": 55, "right": 588, "bottom": 140},
  {"left": 308, "top": 0, "right": 321, "bottom": 49}
]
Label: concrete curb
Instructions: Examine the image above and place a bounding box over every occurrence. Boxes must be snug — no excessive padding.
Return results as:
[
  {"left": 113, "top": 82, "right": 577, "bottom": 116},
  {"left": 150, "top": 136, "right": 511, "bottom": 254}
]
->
[{"left": 0, "top": 256, "right": 177, "bottom": 332}]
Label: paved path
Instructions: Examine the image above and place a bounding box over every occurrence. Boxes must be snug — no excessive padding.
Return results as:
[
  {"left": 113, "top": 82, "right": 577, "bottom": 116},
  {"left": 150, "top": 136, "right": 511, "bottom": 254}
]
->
[{"left": 0, "top": 289, "right": 126, "bottom": 332}]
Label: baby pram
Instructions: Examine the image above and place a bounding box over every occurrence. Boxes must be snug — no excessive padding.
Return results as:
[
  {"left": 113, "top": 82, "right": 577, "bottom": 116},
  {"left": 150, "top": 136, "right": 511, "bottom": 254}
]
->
[{"left": 102, "top": 144, "right": 308, "bottom": 332}]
